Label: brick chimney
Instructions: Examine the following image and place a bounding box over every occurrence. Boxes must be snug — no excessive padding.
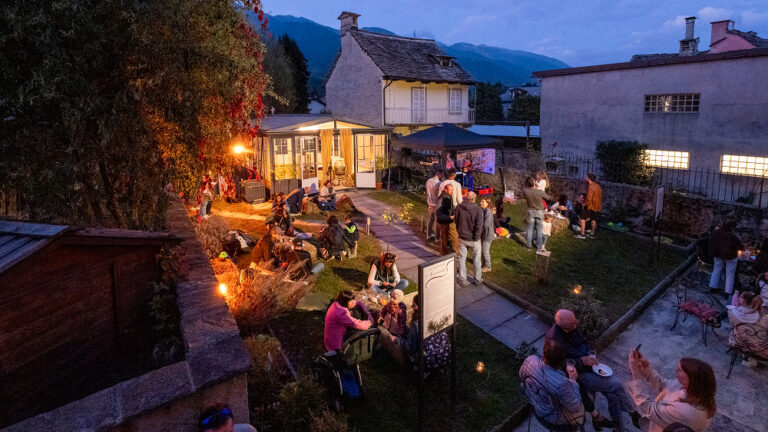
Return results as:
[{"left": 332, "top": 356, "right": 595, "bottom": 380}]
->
[
  {"left": 679, "top": 16, "right": 699, "bottom": 56},
  {"left": 338, "top": 11, "right": 360, "bottom": 36},
  {"left": 710, "top": 19, "right": 732, "bottom": 45}
]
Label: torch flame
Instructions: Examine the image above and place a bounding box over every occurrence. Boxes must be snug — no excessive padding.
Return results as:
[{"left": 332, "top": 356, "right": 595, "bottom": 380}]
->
[
  {"left": 572, "top": 285, "right": 582, "bottom": 295},
  {"left": 218, "top": 283, "right": 228, "bottom": 295}
]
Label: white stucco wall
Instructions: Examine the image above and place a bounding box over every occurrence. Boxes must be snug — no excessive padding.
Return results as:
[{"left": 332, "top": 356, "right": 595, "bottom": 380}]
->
[
  {"left": 325, "top": 34, "right": 383, "bottom": 126},
  {"left": 383, "top": 81, "right": 470, "bottom": 124},
  {"left": 539, "top": 56, "right": 768, "bottom": 170}
]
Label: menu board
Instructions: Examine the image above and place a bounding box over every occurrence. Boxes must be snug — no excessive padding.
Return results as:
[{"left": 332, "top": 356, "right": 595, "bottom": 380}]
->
[
  {"left": 419, "top": 255, "right": 456, "bottom": 340},
  {"left": 456, "top": 148, "right": 495, "bottom": 174}
]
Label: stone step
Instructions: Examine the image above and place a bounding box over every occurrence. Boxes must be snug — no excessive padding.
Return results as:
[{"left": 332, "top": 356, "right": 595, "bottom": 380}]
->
[{"left": 458, "top": 293, "right": 523, "bottom": 331}]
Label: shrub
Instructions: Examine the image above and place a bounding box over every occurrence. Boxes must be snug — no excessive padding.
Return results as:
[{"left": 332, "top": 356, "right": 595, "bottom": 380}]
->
[
  {"left": 225, "top": 267, "right": 311, "bottom": 333},
  {"left": 512, "top": 341, "right": 539, "bottom": 365},
  {"left": 148, "top": 282, "right": 184, "bottom": 367},
  {"left": 278, "top": 375, "right": 327, "bottom": 431},
  {"left": 243, "top": 334, "right": 289, "bottom": 406},
  {"left": 559, "top": 285, "right": 610, "bottom": 339},
  {"left": 310, "top": 410, "right": 351, "bottom": 432},
  {"left": 594, "top": 140, "right": 654, "bottom": 186},
  {"left": 194, "top": 215, "right": 229, "bottom": 259}
]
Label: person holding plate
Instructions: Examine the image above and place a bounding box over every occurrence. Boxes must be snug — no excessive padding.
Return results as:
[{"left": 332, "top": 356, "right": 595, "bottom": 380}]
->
[{"left": 546, "top": 309, "right": 641, "bottom": 431}]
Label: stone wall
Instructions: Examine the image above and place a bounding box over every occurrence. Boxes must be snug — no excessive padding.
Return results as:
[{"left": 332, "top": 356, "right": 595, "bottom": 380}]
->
[{"left": 2, "top": 195, "right": 251, "bottom": 432}]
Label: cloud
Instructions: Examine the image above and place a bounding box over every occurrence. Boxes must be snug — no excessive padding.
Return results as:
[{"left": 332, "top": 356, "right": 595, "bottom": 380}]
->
[
  {"left": 697, "top": 6, "right": 732, "bottom": 23},
  {"left": 661, "top": 15, "right": 686, "bottom": 32},
  {"left": 741, "top": 10, "right": 768, "bottom": 26}
]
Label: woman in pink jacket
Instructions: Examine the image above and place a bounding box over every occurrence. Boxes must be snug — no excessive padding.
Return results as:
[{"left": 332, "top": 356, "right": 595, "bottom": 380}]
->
[{"left": 324, "top": 290, "right": 372, "bottom": 351}]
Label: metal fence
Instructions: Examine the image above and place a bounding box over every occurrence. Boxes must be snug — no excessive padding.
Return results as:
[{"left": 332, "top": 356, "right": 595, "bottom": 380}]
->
[{"left": 542, "top": 154, "right": 768, "bottom": 208}]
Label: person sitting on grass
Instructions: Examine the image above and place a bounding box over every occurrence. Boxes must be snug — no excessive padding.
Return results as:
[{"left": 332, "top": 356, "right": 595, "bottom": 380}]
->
[
  {"left": 271, "top": 192, "right": 286, "bottom": 210},
  {"left": 324, "top": 290, "right": 372, "bottom": 352},
  {"left": 380, "top": 294, "right": 450, "bottom": 371},
  {"left": 378, "top": 289, "right": 407, "bottom": 337},
  {"left": 342, "top": 213, "right": 359, "bottom": 258},
  {"left": 286, "top": 238, "right": 324, "bottom": 281},
  {"left": 553, "top": 194, "right": 573, "bottom": 218},
  {"left": 627, "top": 354, "right": 716, "bottom": 432},
  {"left": 368, "top": 252, "right": 409, "bottom": 293},
  {"left": 252, "top": 226, "right": 282, "bottom": 268},
  {"left": 198, "top": 402, "right": 256, "bottom": 432},
  {"left": 320, "top": 180, "right": 335, "bottom": 202},
  {"left": 317, "top": 215, "right": 346, "bottom": 260},
  {"left": 519, "top": 340, "right": 584, "bottom": 430},
  {"left": 268, "top": 205, "right": 294, "bottom": 237}
]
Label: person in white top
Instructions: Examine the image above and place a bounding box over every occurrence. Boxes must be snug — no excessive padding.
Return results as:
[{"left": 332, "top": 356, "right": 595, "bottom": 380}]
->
[
  {"left": 438, "top": 171, "right": 463, "bottom": 208},
  {"left": 627, "top": 352, "right": 716, "bottom": 432},
  {"left": 535, "top": 171, "right": 549, "bottom": 191},
  {"left": 368, "top": 252, "right": 408, "bottom": 293},
  {"left": 540, "top": 213, "right": 553, "bottom": 251},
  {"left": 425, "top": 170, "right": 443, "bottom": 241}
]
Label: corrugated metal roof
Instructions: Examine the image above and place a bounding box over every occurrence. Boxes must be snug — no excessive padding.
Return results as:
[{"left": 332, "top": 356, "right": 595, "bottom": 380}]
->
[
  {"left": 0, "top": 221, "right": 69, "bottom": 274},
  {"left": 259, "top": 114, "right": 334, "bottom": 132}
]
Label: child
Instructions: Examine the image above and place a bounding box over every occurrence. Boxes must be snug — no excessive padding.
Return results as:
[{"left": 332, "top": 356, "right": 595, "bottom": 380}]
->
[
  {"left": 343, "top": 213, "right": 359, "bottom": 258},
  {"left": 540, "top": 213, "right": 553, "bottom": 251},
  {"left": 535, "top": 171, "right": 549, "bottom": 191}
]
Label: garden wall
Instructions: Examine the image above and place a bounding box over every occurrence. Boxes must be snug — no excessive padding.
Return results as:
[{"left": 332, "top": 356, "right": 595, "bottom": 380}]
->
[
  {"left": 1, "top": 195, "right": 251, "bottom": 432},
  {"left": 477, "top": 168, "right": 767, "bottom": 244}
]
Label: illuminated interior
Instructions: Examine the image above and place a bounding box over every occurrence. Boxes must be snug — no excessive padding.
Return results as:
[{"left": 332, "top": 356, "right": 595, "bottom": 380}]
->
[
  {"left": 644, "top": 150, "right": 689, "bottom": 169},
  {"left": 720, "top": 154, "right": 768, "bottom": 177}
]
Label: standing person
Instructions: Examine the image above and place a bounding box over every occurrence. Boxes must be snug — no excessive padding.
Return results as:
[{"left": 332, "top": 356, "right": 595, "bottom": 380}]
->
[
  {"left": 437, "top": 183, "right": 460, "bottom": 256},
  {"left": 454, "top": 191, "right": 484, "bottom": 287},
  {"left": 546, "top": 310, "right": 640, "bottom": 431},
  {"left": 479, "top": 197, "right": 495, "bottom": 273},
  {"left": 708, "top": 220, "right": 743, "bottom": 299},
  {"left": 285, "top": 186, "right": 309, "bottom": 214},
  {"left": 199, "top": 180, "right": 214, "bottom": 219},
  {"left": 426, "top": 170, "right": 443, "bottom": 242},
  {"left": 541, "top": 213, "right": 553, "bottom": 252},
  {"left": 535, "top": 171, "right": 549, "bottom": 191},
  {"left": 627, "top": 353, "right": 716, "bottom": 432},
  {"left": 521, "top": 176, "right": 549, "bottom": 250},
  {"left": 580, "top": 173, "right": 602, "bottom": 238},
  {"left": 218, "top": 171, "right": 227, "bottom": 199},
  {"left": 438, "top": 171, "right": 463, "bottom": 208}
]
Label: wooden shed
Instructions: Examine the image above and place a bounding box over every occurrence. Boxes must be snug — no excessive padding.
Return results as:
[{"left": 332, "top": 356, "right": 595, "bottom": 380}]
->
[{"left": 0, "top": 221, "right": 181, "bottom": 428}]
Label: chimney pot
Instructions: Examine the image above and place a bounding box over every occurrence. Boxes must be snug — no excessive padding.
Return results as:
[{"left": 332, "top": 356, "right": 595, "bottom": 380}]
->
[
  {"left": 680, "top": 16, "right": 699, "bottom": 55},
  {"left": 338, "top": 11, "right": 360, "bottom": 35}
]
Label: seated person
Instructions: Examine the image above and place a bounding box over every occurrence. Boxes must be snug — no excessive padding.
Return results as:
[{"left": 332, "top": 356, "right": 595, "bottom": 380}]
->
[
  {"left": 285, "top": 186, "right": 309, "bottom": 214},
  {"left": 343, "top": 213, "right": 359, "bottom": 258},
  {"left": 271, "top": 192, "right": 286, "bottom": 210},
  {"left": 552, "top": 194, "right": 573, "bottom": 218},
  {"left": 519, "top": 340, "right": 584, "bottom": 430},
  {"left": 324, "top": 290, "right": 372, "bottom": 352},
  {"left": 320, "top": 180, "right": 335, "bottom": 202},
  {"left": 378, "top": 289, "right": 407, "bottom": 337},
  {"left": 545, "top": 309, "right": 640, "bottom": 430},
  {"left": 198, "top": 402, "right": 256, "bottom": 432},
  {"left": 728, "top": 291, "right": 768, "bottom": 360},
  {"left": 271, "top": 205, "right": 295, "bottom": 236},
  {"left": 380, "top": 294, "right": 449, "bottom": 370},
  {"left": 368, "top": 252, "right": 409, "bottom": 293},
  {"left": 286, "top": 238, "right": 324, "bottom": 280},
  {"left": 252, "top": 226, "right": 282, "bottom": 268},
  {"left": 317, "top": 215, "right": 346, "bottom": 260},
  {"left": 570, "top": 193, "right": 587, "bottom": 229}
]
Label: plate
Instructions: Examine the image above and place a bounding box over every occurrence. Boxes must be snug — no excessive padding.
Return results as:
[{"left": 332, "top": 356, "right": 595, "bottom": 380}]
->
[
  {"left": 556, "top": 215, "right": 566, "bottom": 219},
  {"left": 592, "top": 363, "right": 613, "bottom": 377}
]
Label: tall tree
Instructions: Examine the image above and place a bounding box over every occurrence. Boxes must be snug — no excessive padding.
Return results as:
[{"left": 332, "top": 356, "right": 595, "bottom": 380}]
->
[
  {"left": 507, "top": 94, "right": 541, "bottom": 124},
  {"left": 0, "top": 0, "right": 268, "bottom": 229},
  {"left": 279, "top": 35, "right": 310, "bottom": 114},
  {"left": 263, "top": 37, "right": 296, "bottom": 113},
  {"left": 474, "top": 82, "right": 504, "bottom": 122}
]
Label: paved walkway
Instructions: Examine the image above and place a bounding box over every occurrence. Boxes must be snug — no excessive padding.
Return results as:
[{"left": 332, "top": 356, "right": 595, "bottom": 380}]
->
[{"left": 345, "top": 191, "right": 549, "bottom": 352}]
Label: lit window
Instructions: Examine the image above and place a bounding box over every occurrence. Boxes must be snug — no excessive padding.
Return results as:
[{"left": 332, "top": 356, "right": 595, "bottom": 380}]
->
[
  {"left": 644, "top": 94, "right": 699, "bottom": 113},
  {"left": 720, "top": 154, "right": 768, "bottom": 177},
  {"left": 644, "top": 150, "right": 689, "bottom": 169},
  {"left": 273, "top": 138, "right": 292, "bottom": 166},
  {"left": 333, "top": 135, "right": 341, "bottom": 157}
]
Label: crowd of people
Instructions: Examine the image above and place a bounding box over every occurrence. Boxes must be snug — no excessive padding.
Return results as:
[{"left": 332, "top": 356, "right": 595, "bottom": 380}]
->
[
  {"left": 196, "top": 165, "right": 262, "bottom": 219},
  {"left": 521, "top": 309, "right": 718, "bottom": 432}
]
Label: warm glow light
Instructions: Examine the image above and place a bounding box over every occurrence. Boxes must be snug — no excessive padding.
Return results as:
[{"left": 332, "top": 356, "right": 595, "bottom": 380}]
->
[
  {"left": 644, "top": 150, "right": 689, "bottom": 169},
  {"left": 720, "top": 154, "right": 768, "bottom": 177},
  {"left": 572, "top": 285, "right": 582, "bottom": 295},
  {"left": 476, "top": 361, "right": 485, "bottom": 373},
  {"left": 232, "top": 144, "right": 245, "bottom": 154},
  {"left": 218, "top": 283, "right": 228, "bottom": 295}
]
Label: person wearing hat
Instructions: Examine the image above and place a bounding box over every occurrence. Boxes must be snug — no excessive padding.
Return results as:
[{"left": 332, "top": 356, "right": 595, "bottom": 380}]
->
[
  {"left": 378, "top": 289, "right": 407, "bottom": 337},
  {"left": 252, "top": 226, "right": 283, "bottom": 267},
  {"left": 286, "top": 237, "right": 324, "bottom": 280}
]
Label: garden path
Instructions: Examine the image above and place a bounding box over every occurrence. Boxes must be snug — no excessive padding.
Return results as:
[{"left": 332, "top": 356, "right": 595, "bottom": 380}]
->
[{"left": 345, "top": 190, "right": 550, "bottom": 352}]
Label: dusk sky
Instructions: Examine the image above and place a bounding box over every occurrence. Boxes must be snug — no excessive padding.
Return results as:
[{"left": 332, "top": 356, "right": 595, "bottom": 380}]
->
[{"left": 263, "top": 0, "right": 768, "bottom": 66}]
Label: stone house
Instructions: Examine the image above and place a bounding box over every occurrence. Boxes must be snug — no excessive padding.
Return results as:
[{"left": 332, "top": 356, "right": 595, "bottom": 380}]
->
[
  {"left": 534, "top": 17, "right": 768, "bottom": 179},
  {"left": 501, "top": 84, "right": 541, "bottom": 119},
  {"left": 325, "top": 11, "right": 476, "bottom": 136}
]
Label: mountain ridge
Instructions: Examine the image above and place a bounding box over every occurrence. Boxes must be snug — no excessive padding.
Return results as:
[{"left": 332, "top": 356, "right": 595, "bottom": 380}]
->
[{"left": 258, "top": 13, "right": 569, "bottom": 95}]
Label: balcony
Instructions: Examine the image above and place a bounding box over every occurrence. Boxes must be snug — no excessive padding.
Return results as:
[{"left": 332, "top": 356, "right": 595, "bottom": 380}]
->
[{"left": 384, "top": 107, "right": 475, "bottom": 125}]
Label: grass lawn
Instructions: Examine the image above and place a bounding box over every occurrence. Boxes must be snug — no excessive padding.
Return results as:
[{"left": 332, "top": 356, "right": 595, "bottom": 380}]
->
[
  {"left": 367, "top": 190, "right": 686, "bottom": 323},
  {"left": 272, "top": 311, "right": 526, "bottom": 432}
]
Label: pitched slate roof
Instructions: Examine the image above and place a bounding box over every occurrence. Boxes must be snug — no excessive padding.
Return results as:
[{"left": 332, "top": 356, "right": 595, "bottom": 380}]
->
[
  {"left": 348, "top": 30, "right": 474, "bottom": 84},
  {"left": 729, "top": 29, "right": 768, "bottom": 48}
]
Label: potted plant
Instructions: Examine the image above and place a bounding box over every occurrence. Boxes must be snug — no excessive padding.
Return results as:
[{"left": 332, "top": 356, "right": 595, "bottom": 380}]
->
[{"left": 375, "top": 156, "right": 388, "bottom": 189}]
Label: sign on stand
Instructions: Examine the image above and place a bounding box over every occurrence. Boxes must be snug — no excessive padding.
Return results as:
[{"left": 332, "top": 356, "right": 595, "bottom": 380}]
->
[{"left": 417, "top": 254, "right": 457, "bottom": 432}]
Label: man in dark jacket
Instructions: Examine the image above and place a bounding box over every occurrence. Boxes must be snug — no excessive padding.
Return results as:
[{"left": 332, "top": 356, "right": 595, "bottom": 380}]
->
[
  {"left": 436, "top": 183, "right": 459, "bottom": 257},
  {"left": 545, "top": 310, "right": 638, "bottom": 431},
  {"left": 286, "top": 238, "right": 323, "bottom": 280},
  {"left": 521, "top": 176, "right": 550, "bottom": 248},
  {"left": 317, "top": 215, "right": 345, "bottom": 260},
  {"left": 708, "top": 220, "right": 743, "bottom": 297},
  {"left": 285, "top": 186, "right": 309, "bottom": 214},
  {"left": 454, "top": 191, "right": 484, "bottom": 286}
]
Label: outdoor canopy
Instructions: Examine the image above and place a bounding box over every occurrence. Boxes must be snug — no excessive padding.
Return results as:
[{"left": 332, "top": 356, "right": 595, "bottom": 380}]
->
[{"left": 391, "top": 123, "right": 502, "bottom": 151}]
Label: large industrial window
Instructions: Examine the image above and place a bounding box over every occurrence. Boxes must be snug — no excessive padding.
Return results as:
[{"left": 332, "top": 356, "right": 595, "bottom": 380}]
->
[
  {"left": 720, "top": 154, "right": 768, "bottom": 177},
  {"left": 644, "top": 94, "right": 699, "bottom": 113},
  {"left": 644, "top": 150, "right": 689, "bottom": 169}
]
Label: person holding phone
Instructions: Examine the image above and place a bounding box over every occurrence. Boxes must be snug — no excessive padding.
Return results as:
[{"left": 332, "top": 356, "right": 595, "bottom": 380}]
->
[{"left": 627, "top": 350, "right": 716, "bottom": 432}]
